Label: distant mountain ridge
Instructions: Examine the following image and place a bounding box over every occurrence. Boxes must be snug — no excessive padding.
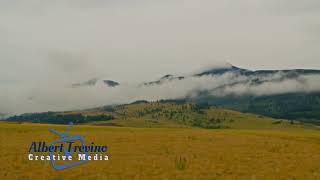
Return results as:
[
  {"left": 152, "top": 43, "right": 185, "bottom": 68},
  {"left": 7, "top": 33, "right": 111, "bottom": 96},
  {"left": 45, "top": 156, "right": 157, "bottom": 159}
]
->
[
  {"left": 142, "top": 64, "right": 320, "bottom": 86},
  {"left": 140, "top": 64, "right": 320, "bottom": 123},
  {"left": 72, "top": 78, "right": 120, "bottom": 88}
]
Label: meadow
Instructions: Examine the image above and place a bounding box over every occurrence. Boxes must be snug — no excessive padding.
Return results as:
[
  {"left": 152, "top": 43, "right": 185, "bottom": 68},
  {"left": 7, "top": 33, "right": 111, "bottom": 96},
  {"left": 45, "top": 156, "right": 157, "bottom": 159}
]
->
[{"left": 1, "top": 121, "right": 320, "bottom": 179}]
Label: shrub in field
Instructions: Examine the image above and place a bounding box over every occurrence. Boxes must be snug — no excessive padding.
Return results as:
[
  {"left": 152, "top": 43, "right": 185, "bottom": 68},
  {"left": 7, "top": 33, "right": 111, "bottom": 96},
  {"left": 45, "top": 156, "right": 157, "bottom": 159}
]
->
[{"left": 175, "top": 156, "right": 187, "bottom": 171}]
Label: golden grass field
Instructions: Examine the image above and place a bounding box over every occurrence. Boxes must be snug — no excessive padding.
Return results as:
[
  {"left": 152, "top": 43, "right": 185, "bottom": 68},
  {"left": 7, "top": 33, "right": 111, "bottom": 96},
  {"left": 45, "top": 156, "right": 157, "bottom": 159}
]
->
[{"left": 1, "top": 121, "right": 320, "bottom": 179}]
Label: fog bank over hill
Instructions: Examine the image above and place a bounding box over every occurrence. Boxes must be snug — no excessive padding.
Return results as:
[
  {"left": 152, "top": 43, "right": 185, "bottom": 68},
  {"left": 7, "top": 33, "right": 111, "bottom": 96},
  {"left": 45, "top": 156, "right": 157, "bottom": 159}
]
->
[{"left": 1, "top": 64, "right": 320, "bottom": 115}]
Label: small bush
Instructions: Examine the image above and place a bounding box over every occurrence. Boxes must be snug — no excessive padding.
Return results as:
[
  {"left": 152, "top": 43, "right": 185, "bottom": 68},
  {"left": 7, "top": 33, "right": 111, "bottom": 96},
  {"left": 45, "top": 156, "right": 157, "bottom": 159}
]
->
[{"left": 175, "top": 156, "right": 187, "bottom": 171}]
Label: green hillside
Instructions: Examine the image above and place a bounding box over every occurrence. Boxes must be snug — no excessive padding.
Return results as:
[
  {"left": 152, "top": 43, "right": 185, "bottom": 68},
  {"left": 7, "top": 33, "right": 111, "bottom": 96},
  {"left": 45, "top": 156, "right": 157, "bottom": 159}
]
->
[
  {"left": 99, "top": 102, "right": 308, "bottom": 129},
  {"left": 7, "top": 101, "right": 312, "bottom": 129},
  {"left": 192, "top": 92, "right": 320, "bottom": 124}
]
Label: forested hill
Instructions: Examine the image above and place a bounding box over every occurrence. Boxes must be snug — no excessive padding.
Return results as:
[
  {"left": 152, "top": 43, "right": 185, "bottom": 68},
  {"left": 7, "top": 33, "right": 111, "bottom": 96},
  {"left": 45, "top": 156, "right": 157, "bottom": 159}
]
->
[
  {"left": 6, "top": 102, "right": 308, "bottom": 129},
  {"left": 189, "top": 92, "right": 320, "bottom": 124}
]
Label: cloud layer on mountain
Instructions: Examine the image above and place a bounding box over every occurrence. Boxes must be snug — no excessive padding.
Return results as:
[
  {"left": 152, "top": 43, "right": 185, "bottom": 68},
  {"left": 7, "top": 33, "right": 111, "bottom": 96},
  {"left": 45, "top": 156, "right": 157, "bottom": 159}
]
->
[{"left": 1, "top": 70, "right": 320, "bottom": 115}]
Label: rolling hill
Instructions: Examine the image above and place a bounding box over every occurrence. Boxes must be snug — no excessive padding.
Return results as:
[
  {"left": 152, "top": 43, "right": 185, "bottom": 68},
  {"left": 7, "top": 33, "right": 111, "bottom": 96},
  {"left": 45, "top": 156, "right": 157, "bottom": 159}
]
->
[{"left": 6, "top": 101, "right": 311, "bottom": 130}]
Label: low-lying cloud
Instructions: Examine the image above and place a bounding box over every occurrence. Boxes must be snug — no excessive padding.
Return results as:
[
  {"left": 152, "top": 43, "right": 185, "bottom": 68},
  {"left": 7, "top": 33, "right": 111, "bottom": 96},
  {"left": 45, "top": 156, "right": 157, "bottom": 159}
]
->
[{"left": 1, "top": 71, "right": 320, "bottom": 116}]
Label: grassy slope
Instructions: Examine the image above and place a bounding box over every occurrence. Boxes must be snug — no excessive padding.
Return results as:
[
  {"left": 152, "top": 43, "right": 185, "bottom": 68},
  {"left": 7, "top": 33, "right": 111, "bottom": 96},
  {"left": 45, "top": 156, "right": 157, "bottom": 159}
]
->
[
  {"left": 87, "top": 102, "right": 310, "bottom": 130},
  {"left": 8, "top": 102, "right": 313, "bottom": 130},
  {"left": 1, "top": 103, "right": 319, "bottom": 179},
  {"left": 1, "top": 122, "right": 320, "bottom": 179}
]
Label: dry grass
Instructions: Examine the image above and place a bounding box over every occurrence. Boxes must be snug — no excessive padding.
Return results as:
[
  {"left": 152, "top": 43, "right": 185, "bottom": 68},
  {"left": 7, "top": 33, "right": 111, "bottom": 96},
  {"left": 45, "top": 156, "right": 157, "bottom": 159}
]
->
[{"left": 1, "top": 122, "right": 320, "bottom": 179}]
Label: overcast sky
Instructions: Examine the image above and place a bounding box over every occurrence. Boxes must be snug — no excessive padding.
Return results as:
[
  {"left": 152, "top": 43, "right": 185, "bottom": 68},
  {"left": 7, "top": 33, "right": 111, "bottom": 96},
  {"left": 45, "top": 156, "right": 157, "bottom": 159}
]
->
[
  {"left": 1, "top": 0, "right": 320, "bottom": 114},
  {"left": 1, "top": 0, "right": 320, "bottom": 84}
]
